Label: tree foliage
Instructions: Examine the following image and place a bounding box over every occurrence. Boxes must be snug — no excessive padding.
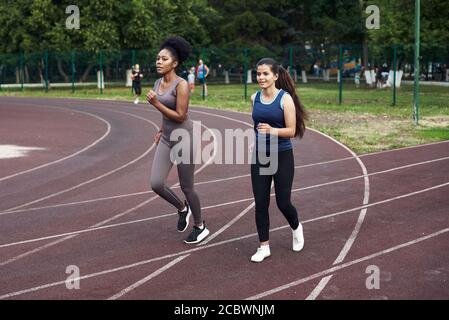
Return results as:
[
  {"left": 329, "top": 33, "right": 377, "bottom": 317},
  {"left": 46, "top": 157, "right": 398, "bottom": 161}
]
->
[{"left": 0, "top": 0, "right": 447, "bottom": 58}]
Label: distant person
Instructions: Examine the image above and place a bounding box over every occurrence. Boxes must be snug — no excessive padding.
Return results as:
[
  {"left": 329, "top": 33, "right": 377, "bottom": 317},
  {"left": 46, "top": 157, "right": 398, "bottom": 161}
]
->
[
  {"left": 375, "top": 67, "right": 383, "bottom": 89},
  {"left": 180, "top": 68, "right": 188, "bottom": 81},
  {"left": 438, "top": 64, "right": 446, "bottom": 81},
  {"left": 131, "top": 64, "right": 143, "bottom": 104},
  {"left": 196, "top": 59, "right": 209, "bottom": 96},
  {"left": 441, "top": 64, "right": 449, "bottom": 81},
  {"left": 381, "top": 63, "right": 389, "bottom": 82},
  {"left": 188, "top": 67, "right": 195, "bottom": 94},
  {"left": 354, "top": 72, "right": 361, "bottom": 88},
  {"left": 249, "top": 58, "right": 307, "bottom": 263},
  {"left": 217, "top": 64, "right": 224, "bottom": 77},
  {"left": 313, "top": 63, "right": 319, "bottom": 77}
]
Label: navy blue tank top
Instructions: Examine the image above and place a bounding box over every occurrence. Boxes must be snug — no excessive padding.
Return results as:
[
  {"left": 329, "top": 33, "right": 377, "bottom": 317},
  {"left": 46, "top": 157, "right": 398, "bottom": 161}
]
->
[{"left": 252, "top": 89, "right": 293, "bottom": 152}]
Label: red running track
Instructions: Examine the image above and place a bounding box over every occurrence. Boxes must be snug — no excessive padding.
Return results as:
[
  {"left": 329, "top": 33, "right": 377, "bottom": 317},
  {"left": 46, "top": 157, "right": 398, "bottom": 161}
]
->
[{"left": 0, "top": 96, "right": 448, "bottom": 300}]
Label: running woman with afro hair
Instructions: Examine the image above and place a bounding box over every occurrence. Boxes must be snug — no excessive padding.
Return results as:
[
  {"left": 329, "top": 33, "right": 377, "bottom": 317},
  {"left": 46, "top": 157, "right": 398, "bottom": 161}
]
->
[{"left": 146, "top": 36, "right": 209, "bottom": 244}]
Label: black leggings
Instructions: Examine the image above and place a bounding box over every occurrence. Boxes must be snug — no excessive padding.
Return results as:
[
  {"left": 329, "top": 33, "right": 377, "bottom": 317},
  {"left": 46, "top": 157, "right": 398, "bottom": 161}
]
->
[
  {"left": 251, "top": 149, "right": 299, "bottom": 242},
  {"left": 133, "top": 83, "right": 142, "bottom": 95}
]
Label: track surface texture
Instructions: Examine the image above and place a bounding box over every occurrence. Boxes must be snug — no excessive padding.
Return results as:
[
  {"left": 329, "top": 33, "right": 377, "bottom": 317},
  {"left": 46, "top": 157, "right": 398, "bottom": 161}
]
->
[{"left": 0, "top": 96, "right": 448, "bottom": 300}]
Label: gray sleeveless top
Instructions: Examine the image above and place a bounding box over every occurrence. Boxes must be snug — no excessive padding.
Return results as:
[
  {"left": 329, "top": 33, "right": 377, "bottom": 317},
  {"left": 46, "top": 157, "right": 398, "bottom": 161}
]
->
[{"left": 153, "top": 77, "right": 193, "bottom": 147}]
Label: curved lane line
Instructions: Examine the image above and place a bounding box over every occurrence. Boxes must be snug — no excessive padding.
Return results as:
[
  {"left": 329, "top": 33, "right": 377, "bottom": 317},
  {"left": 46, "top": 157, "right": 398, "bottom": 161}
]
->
[
  {"left": 0, "top": 104, "right": 111, "bottom": 183},
  {"left": 190, "top": 109, "right": 371, "bottom": 300},
  {"left": 2, "top": 110, "right": 159, "bottom": 213},
  {"left": 2, "top": 155, "right": 448, "bottom": 248},
  {"left": 0, "top": 107, "right": 217, "bottom": 268}
]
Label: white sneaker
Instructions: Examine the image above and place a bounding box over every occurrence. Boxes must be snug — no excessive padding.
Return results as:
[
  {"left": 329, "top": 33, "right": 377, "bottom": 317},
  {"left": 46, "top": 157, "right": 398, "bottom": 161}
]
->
[
  {"left": 250, "top": 246, "right": 271, "bottom": 263},
  {"left": 292, "top": 223, "right": 304, "bottom": 252}
]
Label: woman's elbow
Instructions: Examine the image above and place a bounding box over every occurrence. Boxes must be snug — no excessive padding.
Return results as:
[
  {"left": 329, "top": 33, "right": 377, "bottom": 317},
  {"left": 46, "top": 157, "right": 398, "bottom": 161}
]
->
[
  {"left": 177, "top": 114, "right": 188, "bottom": 123},
  {"left": 288, "top": 129, "right": 296, "bottom": 138}
]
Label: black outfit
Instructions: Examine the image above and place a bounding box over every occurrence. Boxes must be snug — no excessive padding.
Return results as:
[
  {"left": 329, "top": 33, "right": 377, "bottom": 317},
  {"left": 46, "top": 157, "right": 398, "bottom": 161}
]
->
[
  {"left": 132, "top": 70, "right": 143, "bottom": 95},
  {"left": 251, "top": 89, "right": 300, "bottom": 243},
  {"left": 251, "top": 149, "right": 299, "bottom": 242}
]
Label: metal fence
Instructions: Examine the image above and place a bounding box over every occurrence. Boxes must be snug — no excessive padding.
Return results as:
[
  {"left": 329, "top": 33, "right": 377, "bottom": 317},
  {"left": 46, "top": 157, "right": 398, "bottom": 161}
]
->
[{"left": 1, "top": 44, "right": 448, "bottom": 104}]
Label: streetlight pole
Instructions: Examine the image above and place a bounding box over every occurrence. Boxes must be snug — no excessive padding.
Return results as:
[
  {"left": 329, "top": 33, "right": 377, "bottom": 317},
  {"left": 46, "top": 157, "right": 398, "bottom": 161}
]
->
[{"left": 413, "top": 0, "right": 420, "bottom": 125}]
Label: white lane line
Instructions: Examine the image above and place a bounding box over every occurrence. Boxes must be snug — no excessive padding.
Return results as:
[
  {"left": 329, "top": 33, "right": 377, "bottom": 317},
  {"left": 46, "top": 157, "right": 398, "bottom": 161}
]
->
[
  {"left": 302, "top": 180, "right": 449, "bottom": 223},
  {"left": 190, "top": 105, "right": 449, "bottom": 157},
  {"left": 86, "top": 121, "right": 217, "bottom": 228},
  {"left": 245, "top": 227, "right": 449, "bottom": 300},
  {"left": 2, "top": 102, "right": 447, "bottom": 297},
  {"left": 5, "top": 114, "right": 443, "bottom": 215},
  {"left": 4, "top": 148, "right": 449, "bottom": 217},
  {"left": 107, "top": 255, "right": 190, "bottom": 300},
  {"left": 187, "top": 111, "right": 276, "bottom": 246},
  {"left": 0, "top": 191, "right": 153, "bottom": 216},
  {"left": 38, "top": 104, "right": 253, "bottom": 250},
  {"left": 2, "top": 197, "right": 448, "bottom": 300},
  {"left": 0, "top": 110, "right": 159, "bottom": 267},
  {"left": 361, "top": 139, "right": 449, "bottom": 157},
  {"left": 1, "top": 110, "right": 159, "bottom": 213},
  {"left": 2, "top": 150, "right": 449, "bottom": 250},
  {"left": 200, "top": 201, "right": 256, "bottom": 246},
  {"left": 305, "top": 276, "right": 333, "bottom": 300},
  {"left": 189, "top": 109, "right": 254, "bottom": 128},
  {"left": 0, "top": 156, "right": 357, "bottom": 216},
  {"left": 188, "top": 111, "right": 369, "bottom": 260},
  {"left": 188, "top": 108, "right": 446, "bottom": 300},
  {"left": 0, "top": 198, "right": 254, "bottom": 249},
  {"left": 0, "top": 118, "right": 218, "bottom": 268},
  {"left": 305, "top": 128, "right": 370, "bottom": 300},
  {"left": 0, "top": 106, "right": 111, "bottom": 182}
]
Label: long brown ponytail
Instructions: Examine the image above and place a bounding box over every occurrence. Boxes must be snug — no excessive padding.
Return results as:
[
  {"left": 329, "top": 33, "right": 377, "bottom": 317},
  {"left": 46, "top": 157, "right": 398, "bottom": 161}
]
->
[{"left": 257, "top": 58, "right": 308, "bottom": 138}]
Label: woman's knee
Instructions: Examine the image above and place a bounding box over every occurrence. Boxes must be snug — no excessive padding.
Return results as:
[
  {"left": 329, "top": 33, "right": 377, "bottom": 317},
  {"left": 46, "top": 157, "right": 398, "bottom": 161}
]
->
[
  {"left": 276, "top": 198, "right": 294, "bottom": 213},
  {"left": 150, "top": 178, "right": 165, "bottom": 194},
  {"left": 179, "top": 183, "right": 194, "bottom": 195},
  {"left": 255, "top": 202, "right": 269, "bottom": 216}
]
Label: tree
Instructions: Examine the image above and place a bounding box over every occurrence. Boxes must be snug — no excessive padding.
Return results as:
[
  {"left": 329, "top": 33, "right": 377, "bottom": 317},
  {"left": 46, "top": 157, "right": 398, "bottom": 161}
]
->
[
  {"left": 367, "top": 0, "right": 449, "bottom": 67},
  {"left": 208, "top": 0, "right": 289, "bottom": 47}
]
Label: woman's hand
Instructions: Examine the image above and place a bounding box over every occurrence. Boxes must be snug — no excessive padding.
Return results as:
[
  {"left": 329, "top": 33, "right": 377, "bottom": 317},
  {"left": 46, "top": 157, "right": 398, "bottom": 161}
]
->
[
  {"left": 154, "top": 130, "right": 162, "bottom": 145},
  {"left": 257, "top": 123, "right": 276, "bottom": 135},
  {"left": 146, "top": 90, "right": 159, "bottom": 107}
]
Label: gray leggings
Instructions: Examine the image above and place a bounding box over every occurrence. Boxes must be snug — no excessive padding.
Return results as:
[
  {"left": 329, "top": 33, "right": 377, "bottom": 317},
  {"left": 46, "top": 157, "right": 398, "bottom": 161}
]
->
[{"left": 150, "top": 140, "right": 202, "bottom": 225}]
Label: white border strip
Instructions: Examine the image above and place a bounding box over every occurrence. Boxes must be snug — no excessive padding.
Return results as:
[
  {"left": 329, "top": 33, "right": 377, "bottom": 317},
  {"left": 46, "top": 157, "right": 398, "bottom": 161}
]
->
[
  {"left": 2, "top": 110, "right": 159, "bottom": 212},
  {"left": 0, "top": 104, "right": 112, "bottom": 182}
]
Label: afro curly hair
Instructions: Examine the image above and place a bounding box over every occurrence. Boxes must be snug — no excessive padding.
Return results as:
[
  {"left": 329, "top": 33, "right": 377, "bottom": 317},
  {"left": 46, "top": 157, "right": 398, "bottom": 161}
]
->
[{"left": 159, "top": 36, "right": 192, "bottom": 66}]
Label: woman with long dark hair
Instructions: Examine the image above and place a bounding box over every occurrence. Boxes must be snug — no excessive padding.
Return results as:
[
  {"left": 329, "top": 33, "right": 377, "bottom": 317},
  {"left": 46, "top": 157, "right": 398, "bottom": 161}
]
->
[
  {"left": 250, "top": 58, "right": 307, "bottom": 262},
  {"left": 146, "top": 36, "right": 209, "bottom": 244}
]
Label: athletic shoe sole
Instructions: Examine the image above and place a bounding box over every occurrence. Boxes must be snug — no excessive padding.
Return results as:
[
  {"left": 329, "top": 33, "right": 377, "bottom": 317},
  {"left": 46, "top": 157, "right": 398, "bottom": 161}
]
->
[
  {"left": 250, "top": 254, "right": 271, "bottom": 263},
  {"left": 177, "top": 210, "right": 191, "bottom": 233},
  {"left": 184, "top": 228, "right": 210, "bottom": 244}
]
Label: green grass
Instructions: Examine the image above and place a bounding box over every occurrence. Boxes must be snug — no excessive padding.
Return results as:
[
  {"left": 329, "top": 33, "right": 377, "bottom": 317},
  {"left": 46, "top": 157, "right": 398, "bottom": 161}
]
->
[
  {"left": 418, "top": 126, "right": 449, "bottom": 140},
  {"left": 1, "top": 81, "right": 448, "bottom": 154}
]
